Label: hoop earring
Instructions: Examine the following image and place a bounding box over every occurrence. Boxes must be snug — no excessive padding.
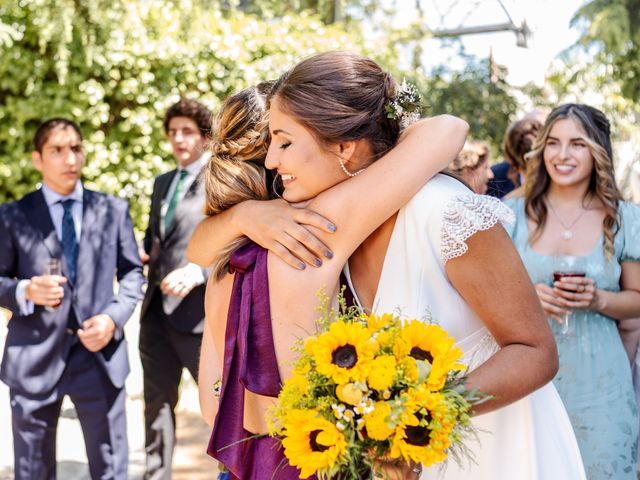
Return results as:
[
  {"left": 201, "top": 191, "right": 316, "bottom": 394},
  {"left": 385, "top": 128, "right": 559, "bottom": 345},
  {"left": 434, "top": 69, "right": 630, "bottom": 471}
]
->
[
  {"left": 271, "top": 173, "right": 283, "bottom": 199},
  {"left": 339, "top": 158, "right": 365, "bottom": 177}
]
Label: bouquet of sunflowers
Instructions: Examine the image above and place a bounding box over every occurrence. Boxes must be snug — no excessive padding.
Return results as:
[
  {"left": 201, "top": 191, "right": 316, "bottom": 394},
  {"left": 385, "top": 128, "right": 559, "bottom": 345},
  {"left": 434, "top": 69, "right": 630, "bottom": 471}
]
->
[{"left": 267, "top": 295, "right": 483, "bottom": 479}]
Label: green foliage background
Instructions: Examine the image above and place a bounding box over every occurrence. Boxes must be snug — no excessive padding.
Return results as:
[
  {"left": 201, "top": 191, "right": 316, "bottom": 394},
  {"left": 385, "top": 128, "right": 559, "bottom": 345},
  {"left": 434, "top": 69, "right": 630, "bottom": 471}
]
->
[
  {"left": 417, "top": 57, "right": 517, "bottom": 160},
  {"left": 0, "top": 0, "right": 518, "bottom": 232},
  {"left": 0, "top": 1, "right": 371, "bottom": 231},
  {"left": 571, "top": 0, "right": 640, "bottom": 101}
]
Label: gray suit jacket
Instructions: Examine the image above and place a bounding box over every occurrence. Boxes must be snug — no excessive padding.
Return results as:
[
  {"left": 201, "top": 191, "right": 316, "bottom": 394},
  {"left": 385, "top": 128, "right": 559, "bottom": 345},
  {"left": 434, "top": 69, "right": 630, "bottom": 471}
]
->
[
  {"left": 141, "top": 168, "right": 207, "bottom": 333},
  {"left": 0, "top": 188, "right": 145, "bottom": 395}
]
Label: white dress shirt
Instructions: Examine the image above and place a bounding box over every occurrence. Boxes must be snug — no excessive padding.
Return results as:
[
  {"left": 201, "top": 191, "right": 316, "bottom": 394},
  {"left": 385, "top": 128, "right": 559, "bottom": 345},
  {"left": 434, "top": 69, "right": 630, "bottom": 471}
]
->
[{"left": 15, "top": 182, "right": 84, "bottom": 315}]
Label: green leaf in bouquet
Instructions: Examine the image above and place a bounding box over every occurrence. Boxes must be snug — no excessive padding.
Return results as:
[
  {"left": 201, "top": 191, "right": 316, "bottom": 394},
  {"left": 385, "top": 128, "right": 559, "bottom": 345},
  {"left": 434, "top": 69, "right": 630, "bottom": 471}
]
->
[
  {"left": 416, "top": 359, "right": 432, "bottom": 383},
  {"left": 352, "top": 380, "right": 368, "bottom": 391}
]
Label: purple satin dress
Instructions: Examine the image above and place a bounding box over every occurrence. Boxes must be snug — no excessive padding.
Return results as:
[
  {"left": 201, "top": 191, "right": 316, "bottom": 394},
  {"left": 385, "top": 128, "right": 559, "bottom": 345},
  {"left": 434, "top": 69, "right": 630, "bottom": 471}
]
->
[{"left": 207, "top": 242, "right": 304, "bottom": 479}]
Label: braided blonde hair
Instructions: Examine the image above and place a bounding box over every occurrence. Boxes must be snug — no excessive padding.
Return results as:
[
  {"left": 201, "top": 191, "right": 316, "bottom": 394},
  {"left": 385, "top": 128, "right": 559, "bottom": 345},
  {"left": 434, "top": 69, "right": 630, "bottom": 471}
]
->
[{"left": 204, "top": 82, "right": 273, "bottom": 279}]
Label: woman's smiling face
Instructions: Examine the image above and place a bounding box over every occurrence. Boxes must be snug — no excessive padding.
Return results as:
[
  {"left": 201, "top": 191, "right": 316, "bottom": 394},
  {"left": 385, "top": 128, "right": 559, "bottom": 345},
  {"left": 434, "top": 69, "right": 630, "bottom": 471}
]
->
[
  {"left": 265, "top": 96, "right": 347, "bottom": 203},
  {"left": 543, "top": 117, "right": 595, "bottom": 190}
]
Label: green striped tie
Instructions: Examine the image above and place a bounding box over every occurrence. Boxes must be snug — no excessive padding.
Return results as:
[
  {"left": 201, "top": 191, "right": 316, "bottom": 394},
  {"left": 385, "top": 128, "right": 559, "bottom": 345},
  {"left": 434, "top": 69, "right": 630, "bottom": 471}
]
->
[{"left": 164, "top": 169, "right": 188, "bottom": 230}]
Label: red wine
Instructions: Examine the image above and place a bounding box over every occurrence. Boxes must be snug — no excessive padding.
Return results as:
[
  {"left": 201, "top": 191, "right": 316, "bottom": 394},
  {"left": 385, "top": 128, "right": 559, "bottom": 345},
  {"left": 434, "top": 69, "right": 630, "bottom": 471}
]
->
[
  {"left": 553, "top": 271, "right": 586, "bottom": 282},
  {"left": 553, "top": 271, "right": 587, "bottom": 293}
]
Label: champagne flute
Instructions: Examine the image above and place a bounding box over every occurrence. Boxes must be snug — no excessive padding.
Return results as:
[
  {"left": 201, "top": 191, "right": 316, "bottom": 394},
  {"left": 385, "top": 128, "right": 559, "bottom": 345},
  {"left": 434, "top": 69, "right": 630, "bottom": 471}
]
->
[
  {"left": 43, "top": 258, "right": 62, "bottom": 312},
  {"left": 551, "top": 256, "right": 585, "bottom": 335}
]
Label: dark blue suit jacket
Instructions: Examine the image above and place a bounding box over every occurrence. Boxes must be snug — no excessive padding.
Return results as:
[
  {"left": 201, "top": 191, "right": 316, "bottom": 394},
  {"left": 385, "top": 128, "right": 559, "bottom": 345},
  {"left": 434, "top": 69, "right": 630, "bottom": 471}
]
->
[
  {"left": 486, "top": 161, "right": 517, "bottom": 199},
  {"left": 0, "top": 188, "right": 144, "bottom": 395}
]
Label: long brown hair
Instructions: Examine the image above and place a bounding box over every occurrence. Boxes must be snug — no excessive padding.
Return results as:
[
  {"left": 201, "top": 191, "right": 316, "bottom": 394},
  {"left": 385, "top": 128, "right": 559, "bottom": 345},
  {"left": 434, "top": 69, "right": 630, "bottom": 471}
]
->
[
  {"left": 203, "top": 82, "right": 273, "bottom": 278},
  {"left": 523, "top": 103, "right": 622, "bottom": 258},
  {"left": 269, "top": 51, "right": 402, "bottom": 162},
  {"left": 503, "top": 118, "right": 541, "bottom": 173}
]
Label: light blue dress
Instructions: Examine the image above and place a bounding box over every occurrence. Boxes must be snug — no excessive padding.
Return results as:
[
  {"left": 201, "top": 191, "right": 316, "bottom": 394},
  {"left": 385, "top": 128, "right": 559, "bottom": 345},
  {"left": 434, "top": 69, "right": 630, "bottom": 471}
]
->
[{"left": 504, "top": 196, "right": 640, "bottom": 479}]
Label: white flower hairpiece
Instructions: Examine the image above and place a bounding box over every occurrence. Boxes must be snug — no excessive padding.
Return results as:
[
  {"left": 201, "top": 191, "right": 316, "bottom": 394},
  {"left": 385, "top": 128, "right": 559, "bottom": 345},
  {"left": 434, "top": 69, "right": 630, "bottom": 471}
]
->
[{"left": 385, "top": 79, "right": 422, "bottom": 128}]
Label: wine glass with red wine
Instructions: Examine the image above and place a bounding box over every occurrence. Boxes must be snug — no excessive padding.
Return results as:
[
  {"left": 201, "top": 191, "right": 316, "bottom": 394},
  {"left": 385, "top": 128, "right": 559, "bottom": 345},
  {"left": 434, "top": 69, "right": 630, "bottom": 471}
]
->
[{"left": 551, "top": 256, "right": 586, "bottom": 335}]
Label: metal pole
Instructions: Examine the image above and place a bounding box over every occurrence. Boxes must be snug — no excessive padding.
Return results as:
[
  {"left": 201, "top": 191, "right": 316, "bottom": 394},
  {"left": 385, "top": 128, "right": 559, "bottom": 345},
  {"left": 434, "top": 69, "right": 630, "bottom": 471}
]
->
[{"left": 432, "top": 20, "right": 531, "bottom": 47}]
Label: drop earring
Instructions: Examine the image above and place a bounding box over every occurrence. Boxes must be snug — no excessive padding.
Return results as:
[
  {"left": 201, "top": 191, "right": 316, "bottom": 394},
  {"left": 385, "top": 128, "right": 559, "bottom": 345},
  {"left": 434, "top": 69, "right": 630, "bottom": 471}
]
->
[{"left": 339, "top": 158, "right": 365, "bottom": 177}]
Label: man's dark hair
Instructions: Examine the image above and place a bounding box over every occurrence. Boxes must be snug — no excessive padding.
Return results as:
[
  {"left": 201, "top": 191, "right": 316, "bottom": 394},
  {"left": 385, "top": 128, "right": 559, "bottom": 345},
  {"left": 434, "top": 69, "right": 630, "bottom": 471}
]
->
[
  {"left": 33, "top": 118, "right": 82, "bottom": 153},
  {"left": 164, "top": 98, "right": 213, "bottom": 137}
]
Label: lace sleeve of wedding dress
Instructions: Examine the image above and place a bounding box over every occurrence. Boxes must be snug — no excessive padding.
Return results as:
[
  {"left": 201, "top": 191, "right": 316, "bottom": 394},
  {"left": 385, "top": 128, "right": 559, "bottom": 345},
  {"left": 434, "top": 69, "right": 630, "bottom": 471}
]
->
[{"left": 441, "top": 194, "right": 515, "bottom": 263}]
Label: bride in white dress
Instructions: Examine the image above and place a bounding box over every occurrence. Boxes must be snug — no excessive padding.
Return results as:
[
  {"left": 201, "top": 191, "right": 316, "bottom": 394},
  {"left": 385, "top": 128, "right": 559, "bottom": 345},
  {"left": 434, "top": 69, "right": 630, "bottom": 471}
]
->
[
  {"left": 343, "top": 174, "right": 586, "bottom": 479},
  {"left": 187, "top": 54, "right": 586, "bottom": 478},
  {"left": 192, "top": 174, "right": 587, "bottom": 480}
]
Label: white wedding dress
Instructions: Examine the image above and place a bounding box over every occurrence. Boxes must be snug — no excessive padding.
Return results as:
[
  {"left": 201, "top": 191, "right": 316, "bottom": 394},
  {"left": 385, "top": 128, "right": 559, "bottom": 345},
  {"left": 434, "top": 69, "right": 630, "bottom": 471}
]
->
[{"left": 344, "top": 175, "right": 586, "bottom": 480}]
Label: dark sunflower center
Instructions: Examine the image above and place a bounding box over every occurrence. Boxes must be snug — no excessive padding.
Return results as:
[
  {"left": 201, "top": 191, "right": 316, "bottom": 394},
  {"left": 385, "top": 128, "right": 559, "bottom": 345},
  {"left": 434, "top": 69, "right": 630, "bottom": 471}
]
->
[
  {"left": 331, "top": 344, "right": 358, "bottom": 369},
  {"left": 309, "top": 429, "right": 330, "bottom": 452},
  {"left": 410, "top": 346, "right": 434, "bottom": 364},
  {"left": 405, "top": 412, "right": 432, "bottom": 446}
]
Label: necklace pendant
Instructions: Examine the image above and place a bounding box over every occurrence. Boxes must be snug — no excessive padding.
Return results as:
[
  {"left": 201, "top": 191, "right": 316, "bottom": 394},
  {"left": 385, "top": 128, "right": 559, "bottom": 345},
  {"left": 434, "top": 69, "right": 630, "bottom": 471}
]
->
[{"left": 562, "top": 230, "right": 573, "bottom": 240}]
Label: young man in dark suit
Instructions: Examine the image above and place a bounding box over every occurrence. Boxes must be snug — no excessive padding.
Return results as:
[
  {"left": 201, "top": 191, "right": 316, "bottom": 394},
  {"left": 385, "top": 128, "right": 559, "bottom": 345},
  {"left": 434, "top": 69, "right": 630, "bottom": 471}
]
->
[
  {"left": 139, "top": 98, "right": 212, "bottom": 479},
  {"left": 0, "top": 118, "right": 145, "bottom": 479}
]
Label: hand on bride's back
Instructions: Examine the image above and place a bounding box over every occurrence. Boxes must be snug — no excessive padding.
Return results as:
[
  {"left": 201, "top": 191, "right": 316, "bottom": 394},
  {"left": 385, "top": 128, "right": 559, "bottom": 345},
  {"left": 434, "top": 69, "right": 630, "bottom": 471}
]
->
[{"left": 236, "top": 198, "right": 337, "bottom": 269}]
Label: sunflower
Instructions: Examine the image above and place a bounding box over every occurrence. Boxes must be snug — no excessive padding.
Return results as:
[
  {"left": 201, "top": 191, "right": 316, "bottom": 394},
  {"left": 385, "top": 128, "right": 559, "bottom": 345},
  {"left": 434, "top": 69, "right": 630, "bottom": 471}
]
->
[
  {"left": 281, "top": 409, "right": 347, "bottom": 478},
  {"left": 308, "top": 321, "right": 378, "bottom": 384},
  {"left": 394, "top": 321, "right": 465, "bottom": 390},
  {"left": 388, "top": 388, "right": 453, "bottom": 467}
]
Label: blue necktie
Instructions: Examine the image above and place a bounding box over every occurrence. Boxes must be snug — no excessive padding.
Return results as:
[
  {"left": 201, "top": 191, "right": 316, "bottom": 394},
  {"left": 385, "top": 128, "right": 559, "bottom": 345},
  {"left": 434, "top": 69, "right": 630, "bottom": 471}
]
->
[{"left": 60, "top": 199, "right": 78, "bottom": 283}]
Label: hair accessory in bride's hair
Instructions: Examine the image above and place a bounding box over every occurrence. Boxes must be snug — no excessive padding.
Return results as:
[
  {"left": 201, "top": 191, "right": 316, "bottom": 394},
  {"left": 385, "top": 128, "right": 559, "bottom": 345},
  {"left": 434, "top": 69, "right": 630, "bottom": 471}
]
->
[{"left": 385, "top": 79, "right": 422, "bottom": 129}]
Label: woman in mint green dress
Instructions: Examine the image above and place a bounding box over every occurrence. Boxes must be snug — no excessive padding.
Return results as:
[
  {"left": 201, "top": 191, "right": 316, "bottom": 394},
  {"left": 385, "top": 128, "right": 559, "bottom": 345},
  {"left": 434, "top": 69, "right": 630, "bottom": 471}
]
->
[{"left": 504, "top": 103, "right": 640, "bottom": 479}]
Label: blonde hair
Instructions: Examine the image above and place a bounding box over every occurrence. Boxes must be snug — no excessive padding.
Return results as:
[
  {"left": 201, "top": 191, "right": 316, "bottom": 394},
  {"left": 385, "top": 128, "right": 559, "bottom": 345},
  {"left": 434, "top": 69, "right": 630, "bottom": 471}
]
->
[
  {"left": 203, "top": 82, "right": 273, "bottom": 279},
  {"left": 449, "top": 140, "right": 489, "bottom": 173},
  {"left": 523, "top": 104, "right": 622, "bottom": 258}
]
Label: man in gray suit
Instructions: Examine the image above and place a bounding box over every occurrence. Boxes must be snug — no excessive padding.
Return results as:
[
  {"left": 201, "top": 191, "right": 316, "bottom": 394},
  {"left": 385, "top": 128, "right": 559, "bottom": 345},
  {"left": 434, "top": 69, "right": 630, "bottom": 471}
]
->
[
  {"left": 0, "top": 118, "right": 145, "bottom": 479},
  {"left": 140, "top": 98, "right": 212, "bottom": 479}
]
